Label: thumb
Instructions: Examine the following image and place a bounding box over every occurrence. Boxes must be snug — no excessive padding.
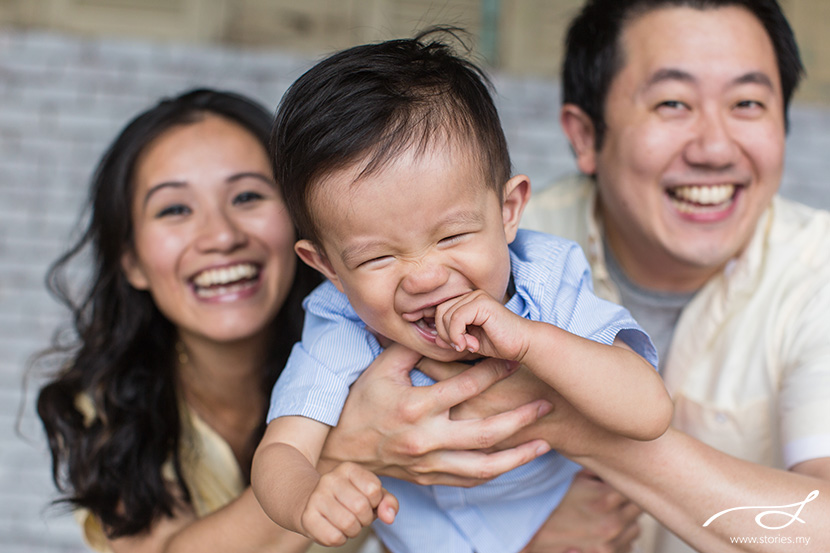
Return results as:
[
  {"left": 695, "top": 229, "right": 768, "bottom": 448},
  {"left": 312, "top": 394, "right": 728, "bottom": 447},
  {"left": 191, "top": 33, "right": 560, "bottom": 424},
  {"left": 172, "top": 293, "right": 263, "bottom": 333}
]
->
[
  {"left": 368, "top": 342, "right": 423, "bottom": 382},
  {"left": 376, "top": 489, "right": 399, "bottom": 524}
]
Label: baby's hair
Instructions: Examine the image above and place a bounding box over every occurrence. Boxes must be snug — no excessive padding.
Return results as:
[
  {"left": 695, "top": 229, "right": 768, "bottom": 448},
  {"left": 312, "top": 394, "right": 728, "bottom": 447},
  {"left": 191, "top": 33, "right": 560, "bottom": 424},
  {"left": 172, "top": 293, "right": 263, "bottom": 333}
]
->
[{"left": 272, "top": 27, "right": 512, "bottom": 244}]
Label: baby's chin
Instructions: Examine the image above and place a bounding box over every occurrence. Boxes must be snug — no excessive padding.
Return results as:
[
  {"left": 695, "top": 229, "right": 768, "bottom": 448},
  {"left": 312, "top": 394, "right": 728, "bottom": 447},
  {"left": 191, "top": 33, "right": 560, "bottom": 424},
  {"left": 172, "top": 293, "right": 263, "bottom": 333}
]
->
[
  {"left": 370, "top": 328, "right": 480, "bottom": 363},
  {"left": 414, "top": 343, "right": 481, "bottom": 363}
]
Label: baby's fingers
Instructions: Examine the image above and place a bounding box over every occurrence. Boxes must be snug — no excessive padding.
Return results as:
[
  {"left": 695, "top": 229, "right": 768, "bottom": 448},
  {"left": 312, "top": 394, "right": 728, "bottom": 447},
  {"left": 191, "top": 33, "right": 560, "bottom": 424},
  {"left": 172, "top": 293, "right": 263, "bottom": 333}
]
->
[
  {"left": 436, "top": 295, "right": 479, "bottom": 352},
  {"left": 376, "top": 489, "right": 399, "bottom": 524}
]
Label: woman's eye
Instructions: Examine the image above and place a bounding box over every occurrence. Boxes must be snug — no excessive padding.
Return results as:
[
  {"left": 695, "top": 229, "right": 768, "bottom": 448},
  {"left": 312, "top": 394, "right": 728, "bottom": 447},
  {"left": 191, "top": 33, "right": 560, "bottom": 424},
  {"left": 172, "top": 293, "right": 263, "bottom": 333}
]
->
[
  {"left": 155, "top": 204, "right": 190, "bottom": 218},
  {"left": 233, "top": 191, "right": 264, "bottom": 205}
]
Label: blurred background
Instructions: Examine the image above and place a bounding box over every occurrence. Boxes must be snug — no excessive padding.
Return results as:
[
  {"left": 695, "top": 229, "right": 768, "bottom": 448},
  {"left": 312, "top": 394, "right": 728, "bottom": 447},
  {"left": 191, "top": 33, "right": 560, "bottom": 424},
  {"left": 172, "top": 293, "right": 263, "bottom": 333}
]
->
[{"left": 1, "top": 1, "right": 829, "bottom": 551}]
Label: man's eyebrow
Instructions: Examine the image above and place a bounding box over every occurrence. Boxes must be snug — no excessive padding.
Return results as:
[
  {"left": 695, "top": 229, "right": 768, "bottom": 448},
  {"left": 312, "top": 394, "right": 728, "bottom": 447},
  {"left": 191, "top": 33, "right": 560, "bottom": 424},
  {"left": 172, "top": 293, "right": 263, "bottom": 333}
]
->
[
  {"left": 644, "top": 68, "right": 696, "bottom": 89},
  {"left": 644, "top": 68, "right": 775, "bottom": 92},
  {"left": 732, "top": 71, "right": 774, "bottom": 90}
]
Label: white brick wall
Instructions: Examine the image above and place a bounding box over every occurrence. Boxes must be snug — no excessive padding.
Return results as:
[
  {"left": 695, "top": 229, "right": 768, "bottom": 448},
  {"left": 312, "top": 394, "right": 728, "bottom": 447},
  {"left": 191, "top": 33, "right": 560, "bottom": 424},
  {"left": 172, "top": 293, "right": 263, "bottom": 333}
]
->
[{"left": 1, "top": 28, "right": 829, "bottom": 552}]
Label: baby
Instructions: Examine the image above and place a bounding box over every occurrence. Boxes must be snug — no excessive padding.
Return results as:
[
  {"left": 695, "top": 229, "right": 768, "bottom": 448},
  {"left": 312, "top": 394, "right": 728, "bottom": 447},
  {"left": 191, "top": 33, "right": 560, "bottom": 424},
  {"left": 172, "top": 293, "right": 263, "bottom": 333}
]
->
[{"left": 252, "top": 30, "right": 671, "bottom": 553}]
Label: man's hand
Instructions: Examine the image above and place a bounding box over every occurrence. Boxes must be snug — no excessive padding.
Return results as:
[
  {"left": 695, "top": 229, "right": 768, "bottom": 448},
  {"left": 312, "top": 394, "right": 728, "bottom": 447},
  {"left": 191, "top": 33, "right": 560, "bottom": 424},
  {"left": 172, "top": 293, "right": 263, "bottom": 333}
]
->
[
  {"left": 520, "top": 471, "right": 641, "bottom": 553},
  {"left": 322, "top": 343, "right": 552, "bottom": 487}
]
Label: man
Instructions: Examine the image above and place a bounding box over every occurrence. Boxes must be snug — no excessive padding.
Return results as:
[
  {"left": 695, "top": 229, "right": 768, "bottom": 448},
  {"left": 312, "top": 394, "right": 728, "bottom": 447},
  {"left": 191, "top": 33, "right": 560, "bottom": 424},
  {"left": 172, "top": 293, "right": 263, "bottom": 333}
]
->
[{"left": 520, "top": 0, "right": 830, "bottom": 551}]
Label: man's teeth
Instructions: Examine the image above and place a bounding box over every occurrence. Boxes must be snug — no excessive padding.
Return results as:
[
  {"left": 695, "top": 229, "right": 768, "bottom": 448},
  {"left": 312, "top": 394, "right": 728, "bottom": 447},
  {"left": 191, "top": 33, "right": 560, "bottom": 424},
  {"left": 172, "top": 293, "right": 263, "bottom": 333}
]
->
[
  {"left": 671, "top": 184, "right": 735, "bottom": 205},
  {"left": 193, "top": 263, "right": 258, "bottom": 287}
]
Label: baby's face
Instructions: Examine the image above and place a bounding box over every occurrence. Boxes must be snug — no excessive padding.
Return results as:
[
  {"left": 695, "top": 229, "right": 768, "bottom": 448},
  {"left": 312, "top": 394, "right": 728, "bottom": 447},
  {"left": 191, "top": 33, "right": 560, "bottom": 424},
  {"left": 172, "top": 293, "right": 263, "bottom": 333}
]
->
[{"left": 301, "top": 143, "right": 519, "bottom": 361}]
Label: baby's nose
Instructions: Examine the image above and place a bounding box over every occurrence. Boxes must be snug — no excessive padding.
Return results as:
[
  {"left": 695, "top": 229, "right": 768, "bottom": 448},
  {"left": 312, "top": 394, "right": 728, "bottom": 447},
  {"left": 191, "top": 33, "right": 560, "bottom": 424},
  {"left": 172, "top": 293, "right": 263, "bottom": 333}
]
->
[{"left": 400, "top": 261, "right": 450, "bottom": 296}]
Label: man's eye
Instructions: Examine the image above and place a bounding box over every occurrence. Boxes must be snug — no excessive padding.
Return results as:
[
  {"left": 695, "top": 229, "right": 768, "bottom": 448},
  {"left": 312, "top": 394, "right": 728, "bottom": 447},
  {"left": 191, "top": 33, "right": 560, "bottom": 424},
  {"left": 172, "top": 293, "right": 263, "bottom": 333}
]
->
[
  {"left": 657, "top": 100, "right": 688, "bottom": 110},
  {"left": 156, "top": 204, "right": 190, "bottom": 218},
  {"left": 736, "top": 100, "right": 763, "bottom": 109}
]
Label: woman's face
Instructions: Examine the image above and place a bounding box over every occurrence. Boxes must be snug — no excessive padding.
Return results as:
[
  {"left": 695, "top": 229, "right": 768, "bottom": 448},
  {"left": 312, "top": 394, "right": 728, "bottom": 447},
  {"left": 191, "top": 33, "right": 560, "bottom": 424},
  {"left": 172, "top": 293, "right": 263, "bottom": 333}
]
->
[{"left": 122, "top": 114, "right": 297, "bottom": 346}]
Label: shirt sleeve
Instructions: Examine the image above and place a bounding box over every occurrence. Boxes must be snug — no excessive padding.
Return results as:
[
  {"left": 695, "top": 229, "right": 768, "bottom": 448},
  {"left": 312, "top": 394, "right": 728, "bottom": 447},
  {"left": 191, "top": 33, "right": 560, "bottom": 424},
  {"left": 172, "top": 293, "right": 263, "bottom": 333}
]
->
[
  {"left": 267, "top": 281, "right": 381, "bottom": 426},
  {"left": 779, "top": 275, "right": 830, "bottom": 467},
  {"left": 535, "top": 238, "right": 658, "bottom": 369}
]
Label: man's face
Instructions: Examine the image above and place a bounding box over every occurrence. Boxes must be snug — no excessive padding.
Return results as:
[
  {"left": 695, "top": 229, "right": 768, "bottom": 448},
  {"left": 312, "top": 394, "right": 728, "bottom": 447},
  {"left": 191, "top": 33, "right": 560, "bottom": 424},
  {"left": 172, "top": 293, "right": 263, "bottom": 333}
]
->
[{"left": 574, "top": 6, "right": 786, "bottom": 292}]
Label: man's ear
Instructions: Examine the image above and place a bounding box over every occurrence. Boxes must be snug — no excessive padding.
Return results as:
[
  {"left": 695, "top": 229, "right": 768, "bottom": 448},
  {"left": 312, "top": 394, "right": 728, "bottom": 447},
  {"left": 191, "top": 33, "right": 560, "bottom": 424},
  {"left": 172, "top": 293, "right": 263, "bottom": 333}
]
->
[
  {"left": 502, "top": 174, "right": 531, "bottom": 243},
  {"left": 121, "top": 249, "right": 150, "bottom": 290},
  {"left": 295, "top": 240, "right": 345, "bottom": 293},
  {"left": 561, "top": 103, "right": 598, "bottom": 176}
]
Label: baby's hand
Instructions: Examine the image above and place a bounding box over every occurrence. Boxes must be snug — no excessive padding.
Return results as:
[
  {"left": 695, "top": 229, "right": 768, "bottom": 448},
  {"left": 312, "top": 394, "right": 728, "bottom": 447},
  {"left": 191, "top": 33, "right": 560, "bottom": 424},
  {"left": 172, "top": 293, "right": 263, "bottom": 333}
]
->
[
  {"left": 301, "top": 462, "right": 398, "bottom": 546},
  {"left": 435, "top": 290, "right": 530, "bottom": 361}
]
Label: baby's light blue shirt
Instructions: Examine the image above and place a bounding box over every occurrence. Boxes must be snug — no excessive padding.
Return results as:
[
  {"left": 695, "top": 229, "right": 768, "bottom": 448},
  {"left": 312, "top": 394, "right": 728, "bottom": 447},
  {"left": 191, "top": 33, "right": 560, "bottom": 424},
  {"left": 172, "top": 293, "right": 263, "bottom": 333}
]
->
[{"left": 268, "top": 229, "right": 657, "bottom": 553}]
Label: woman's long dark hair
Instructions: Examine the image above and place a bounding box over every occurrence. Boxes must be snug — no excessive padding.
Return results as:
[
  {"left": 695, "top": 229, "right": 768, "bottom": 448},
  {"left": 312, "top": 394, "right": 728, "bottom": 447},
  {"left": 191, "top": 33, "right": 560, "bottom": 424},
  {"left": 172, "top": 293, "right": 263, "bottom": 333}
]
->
[{"left": 35, "top": 89, "right": 320, "bottom": 538}]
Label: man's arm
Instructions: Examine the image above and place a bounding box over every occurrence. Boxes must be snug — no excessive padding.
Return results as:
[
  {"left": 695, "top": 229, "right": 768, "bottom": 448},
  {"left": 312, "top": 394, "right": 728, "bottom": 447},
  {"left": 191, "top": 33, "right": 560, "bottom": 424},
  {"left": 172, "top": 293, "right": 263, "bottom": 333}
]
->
[
  {"left": 573, "top": 428, "right": 830, "bottom": 553},
  {"left": 417, "top": 359, "right": 830, "bottom": 552}
]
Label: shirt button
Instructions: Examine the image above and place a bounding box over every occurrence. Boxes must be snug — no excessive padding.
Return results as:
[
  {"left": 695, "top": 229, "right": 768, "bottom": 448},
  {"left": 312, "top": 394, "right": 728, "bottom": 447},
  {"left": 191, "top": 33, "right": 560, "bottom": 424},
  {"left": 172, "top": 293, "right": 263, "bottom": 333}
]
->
[{"left": 715, "top": 412, "right": 728, "bottom": 424}]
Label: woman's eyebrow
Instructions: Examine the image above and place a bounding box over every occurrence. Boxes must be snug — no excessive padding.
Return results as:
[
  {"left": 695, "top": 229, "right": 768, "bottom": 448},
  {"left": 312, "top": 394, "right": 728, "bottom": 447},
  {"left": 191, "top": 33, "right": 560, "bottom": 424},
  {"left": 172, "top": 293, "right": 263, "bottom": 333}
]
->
[{"left": 143, "top": 180, "right": 186, "bottom": 208}]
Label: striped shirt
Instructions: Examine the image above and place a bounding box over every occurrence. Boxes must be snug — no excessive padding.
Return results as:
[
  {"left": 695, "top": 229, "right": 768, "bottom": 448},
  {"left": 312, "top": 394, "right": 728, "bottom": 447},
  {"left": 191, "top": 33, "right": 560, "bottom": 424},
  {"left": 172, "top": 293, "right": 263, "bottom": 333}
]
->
[{"left": 268, "top": 229, "right": 657, "bottom": 553}]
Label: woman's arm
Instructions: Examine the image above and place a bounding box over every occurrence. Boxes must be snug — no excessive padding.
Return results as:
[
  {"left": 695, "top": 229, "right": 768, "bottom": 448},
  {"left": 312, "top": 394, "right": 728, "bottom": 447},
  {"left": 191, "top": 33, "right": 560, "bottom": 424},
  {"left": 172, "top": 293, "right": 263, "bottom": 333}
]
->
[{"left": 105, "top": 487, "right": 310, "bottom": 553}]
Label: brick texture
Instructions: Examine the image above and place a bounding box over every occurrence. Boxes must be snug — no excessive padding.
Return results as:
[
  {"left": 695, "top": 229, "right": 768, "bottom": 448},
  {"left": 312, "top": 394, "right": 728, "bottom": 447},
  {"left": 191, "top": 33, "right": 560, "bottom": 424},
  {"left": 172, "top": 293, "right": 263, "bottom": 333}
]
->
[{"left": 1, "top": 28, "right": 829, "bottom": 552}]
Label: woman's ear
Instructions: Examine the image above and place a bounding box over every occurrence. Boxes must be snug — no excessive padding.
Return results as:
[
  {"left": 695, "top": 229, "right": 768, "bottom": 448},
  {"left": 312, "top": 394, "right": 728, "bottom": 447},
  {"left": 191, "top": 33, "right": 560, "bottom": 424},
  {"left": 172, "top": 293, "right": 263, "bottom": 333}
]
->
[
  {"left": 561, "top": 104, "right": 598, "bottom": 176},
  {"left": 295, "top": 240, "right": 344, "bottom": 293},
  {"left": 502, "top": 174, "right": 531, "bottom": 243},
  {"left": 121, "top": 250, "right": 150, "bottom": 290}
]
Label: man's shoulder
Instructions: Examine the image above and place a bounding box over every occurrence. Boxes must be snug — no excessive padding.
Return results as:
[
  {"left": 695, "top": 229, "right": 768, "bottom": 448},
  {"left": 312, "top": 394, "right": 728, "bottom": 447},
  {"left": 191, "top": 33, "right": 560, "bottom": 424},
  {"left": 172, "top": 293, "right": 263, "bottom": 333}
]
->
[
  {"left": 771, "top": 196, "right": 830, "bottom": 264},
  {"left": 523, "top": 174, "right": 593, "bottom": 247}
]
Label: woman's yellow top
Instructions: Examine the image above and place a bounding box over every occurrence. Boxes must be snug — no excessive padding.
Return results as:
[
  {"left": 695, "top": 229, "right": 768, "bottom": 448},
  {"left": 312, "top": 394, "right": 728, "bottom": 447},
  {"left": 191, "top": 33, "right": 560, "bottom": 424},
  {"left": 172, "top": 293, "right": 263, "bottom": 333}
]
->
[{"left": 74, "top": 396, "right": 370, "bottom": 552}]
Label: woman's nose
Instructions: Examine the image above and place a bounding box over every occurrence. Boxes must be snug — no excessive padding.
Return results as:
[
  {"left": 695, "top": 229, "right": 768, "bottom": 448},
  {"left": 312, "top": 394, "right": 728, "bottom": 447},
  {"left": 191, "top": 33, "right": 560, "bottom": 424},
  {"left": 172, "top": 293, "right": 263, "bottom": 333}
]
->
[{"left": 195, "top": 210, "right": 247, "bottom": 253}]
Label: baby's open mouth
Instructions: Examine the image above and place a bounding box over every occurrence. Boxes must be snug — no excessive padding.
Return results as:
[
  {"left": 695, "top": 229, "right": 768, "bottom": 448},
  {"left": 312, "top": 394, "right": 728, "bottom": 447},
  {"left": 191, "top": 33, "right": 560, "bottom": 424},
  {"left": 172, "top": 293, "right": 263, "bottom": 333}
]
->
[
  {"left": 191, "top": 263, "right": 260, "bottom": 298},
  {"left": 415, "top": 316, "right": 437, "bottom": 335}
]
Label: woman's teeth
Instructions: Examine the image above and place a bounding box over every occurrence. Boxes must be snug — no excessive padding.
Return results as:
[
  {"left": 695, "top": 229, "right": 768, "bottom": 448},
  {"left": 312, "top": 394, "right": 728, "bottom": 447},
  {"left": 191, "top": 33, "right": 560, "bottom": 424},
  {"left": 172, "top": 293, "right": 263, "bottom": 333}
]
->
[
  {"left": 669, "top": 184, "right": 736, "bottom": 213},
  {"left": 193, "top": 263, "right": 258, "bottom": 287},
  {"left": 192, "top": 263, "right": 259, "bottom": 298}
]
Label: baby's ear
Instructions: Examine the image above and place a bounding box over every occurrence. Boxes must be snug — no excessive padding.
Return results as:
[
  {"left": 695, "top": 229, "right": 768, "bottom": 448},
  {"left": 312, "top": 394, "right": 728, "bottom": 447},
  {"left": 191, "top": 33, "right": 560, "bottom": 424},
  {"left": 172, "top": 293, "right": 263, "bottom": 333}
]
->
[
  {"left": 295, "top": 240, "right": 345, "bottom": 293},
  {"left": 502, "top": 174, "right": 531, "bottom": 243}
]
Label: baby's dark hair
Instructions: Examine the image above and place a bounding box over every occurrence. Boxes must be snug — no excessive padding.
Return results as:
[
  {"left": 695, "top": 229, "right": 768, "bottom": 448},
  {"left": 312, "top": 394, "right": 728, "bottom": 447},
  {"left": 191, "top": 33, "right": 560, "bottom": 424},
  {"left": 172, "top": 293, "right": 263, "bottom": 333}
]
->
[{"left": 272, "top": 28, "right": 511, "bottom": 244}]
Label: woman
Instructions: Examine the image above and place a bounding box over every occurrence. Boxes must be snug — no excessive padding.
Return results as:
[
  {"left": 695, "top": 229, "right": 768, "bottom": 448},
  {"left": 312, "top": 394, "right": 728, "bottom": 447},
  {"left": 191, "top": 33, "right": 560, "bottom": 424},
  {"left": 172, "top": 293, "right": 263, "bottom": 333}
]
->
[{"left": 36, "top": 88, "right": 639, "bottom": 553}]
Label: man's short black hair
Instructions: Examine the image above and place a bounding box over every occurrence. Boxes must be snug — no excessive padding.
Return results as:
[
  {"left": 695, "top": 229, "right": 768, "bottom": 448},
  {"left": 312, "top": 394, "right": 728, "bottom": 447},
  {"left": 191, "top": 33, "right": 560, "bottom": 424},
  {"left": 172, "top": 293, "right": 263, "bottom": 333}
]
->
[
  {"left": 562, "top": 0, "right": 804, "bottom": 148},
  {"left": 272, "top": 28, "right": 511, "bottom": 244}
]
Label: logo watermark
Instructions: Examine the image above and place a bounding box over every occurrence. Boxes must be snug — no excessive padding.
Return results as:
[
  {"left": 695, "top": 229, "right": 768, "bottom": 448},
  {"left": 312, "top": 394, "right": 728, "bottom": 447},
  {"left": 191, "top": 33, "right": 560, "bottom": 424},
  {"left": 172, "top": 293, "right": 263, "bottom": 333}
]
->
[{"left": 702, "top": 490, "right": 819, "bottom": 530}]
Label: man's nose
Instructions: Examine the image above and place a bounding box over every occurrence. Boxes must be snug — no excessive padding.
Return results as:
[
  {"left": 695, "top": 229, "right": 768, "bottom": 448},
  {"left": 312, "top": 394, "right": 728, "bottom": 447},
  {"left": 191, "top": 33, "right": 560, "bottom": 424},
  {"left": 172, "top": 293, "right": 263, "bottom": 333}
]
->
[
  {"left": 400, "top": 258, "right": 450, "bottom": 296},
  {"left": 195, "top": 209, "right": 247, "bottom": 253},
  {"left": 683, "top": 109, "right": 739, "bottom": 169}
]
